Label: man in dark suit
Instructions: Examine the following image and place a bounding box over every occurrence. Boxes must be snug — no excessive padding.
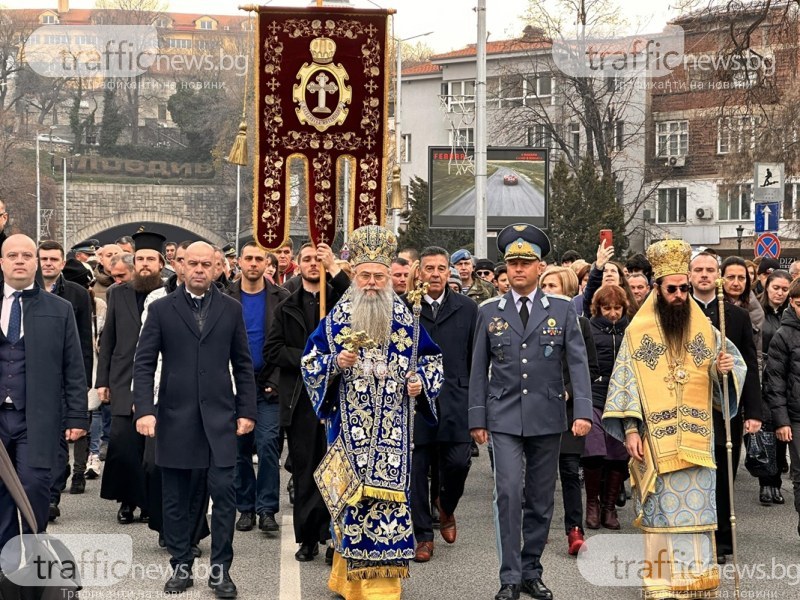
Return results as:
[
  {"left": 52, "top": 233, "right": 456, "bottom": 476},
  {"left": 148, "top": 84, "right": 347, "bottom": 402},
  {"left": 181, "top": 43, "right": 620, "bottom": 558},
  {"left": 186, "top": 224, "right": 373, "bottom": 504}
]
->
[
  {"left": 96, "top": 231, "right": 165, "bottom": 524},
  {"left": 226, "top": 241, "right": 289, "bottom": 534},
  {"left": 0, "top": 234, "right": 88, "bottom": 567},
  {"left": 689, "top": 252, "right": 762, "bottom": 563},
  {"left": 134, "top": 241, "right": 257, "bottom": 598},
  {"left": 38, "top": 241, "right": 93, "bottom": 513},
  {"left": 407, "top": 246, "right": 477, "bottom": 563},
  {"left": 470, "top": 224, "right": 592, "bottom": 600},
  {"left": 264, "top": 242, "right": 350, "bottom": 561}
]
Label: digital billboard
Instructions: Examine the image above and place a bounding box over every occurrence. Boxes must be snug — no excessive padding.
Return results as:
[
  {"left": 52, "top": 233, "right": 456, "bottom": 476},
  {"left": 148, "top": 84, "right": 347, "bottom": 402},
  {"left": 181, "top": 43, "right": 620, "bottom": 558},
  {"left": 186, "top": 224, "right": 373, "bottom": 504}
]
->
[{"left": 428, "top": 147, "right": 548, "bottom": 230}]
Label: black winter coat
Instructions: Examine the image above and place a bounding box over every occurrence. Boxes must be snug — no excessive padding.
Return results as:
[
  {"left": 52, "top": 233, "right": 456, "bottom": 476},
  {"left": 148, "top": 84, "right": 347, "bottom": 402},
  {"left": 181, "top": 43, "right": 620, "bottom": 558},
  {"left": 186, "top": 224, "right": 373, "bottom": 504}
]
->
[
  {"left": 764, "top": 307, "right": 800, "bottom": 428},
  {"left": 560, "top": 315, "right": 599, "bottom": 454},
  {"left": 589, "top": 314, "right": 629, "bottom": 409},
  {"left": 405, "top": 287, "right": 477, "bottom": 445},
  {"left": 263, "top": 270, "right": 351, "bottom": 428}
]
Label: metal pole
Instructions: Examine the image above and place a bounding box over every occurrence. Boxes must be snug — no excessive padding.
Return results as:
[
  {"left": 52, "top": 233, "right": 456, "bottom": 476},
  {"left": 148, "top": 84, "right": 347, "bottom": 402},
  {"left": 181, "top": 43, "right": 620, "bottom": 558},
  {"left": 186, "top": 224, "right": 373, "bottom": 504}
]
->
[
  {"left": 474, "top": 0, "right": 488, "bottom": 257},
  {"left": 236, "top": 164, "right": 241, "bottom": 255},
  {"left": 62, "top": 157, "right": 67, "bottom": 249},
  {"left": 716, "top": 279, "right": 741, "bottom": 598},
  {"left": 35, "top": 136, "right": 41, "bottom": 244},
  {"left": 394, "top": 35, "right": 402, "bottom": 235}
]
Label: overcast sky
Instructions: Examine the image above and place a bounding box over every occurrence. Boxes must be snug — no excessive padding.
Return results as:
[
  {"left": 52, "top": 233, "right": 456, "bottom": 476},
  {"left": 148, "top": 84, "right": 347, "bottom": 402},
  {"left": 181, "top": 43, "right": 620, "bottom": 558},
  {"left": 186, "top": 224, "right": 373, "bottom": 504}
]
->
[{"left": 8, "top": 0, "right": 678, "bottom": 53}]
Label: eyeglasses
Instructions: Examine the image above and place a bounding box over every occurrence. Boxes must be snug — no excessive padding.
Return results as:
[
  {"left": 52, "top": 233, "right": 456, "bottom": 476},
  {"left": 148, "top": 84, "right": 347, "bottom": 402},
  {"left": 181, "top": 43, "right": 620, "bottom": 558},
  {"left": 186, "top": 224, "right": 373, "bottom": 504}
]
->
[
  {"left": 356, "top": 272, "right": 388, "bottom": 283},
  {"left": 476, "top": 270, "right": 493, "bottom": 276},
  {"left": 661, "top": 283, "right": 690, "bottom": 294}
]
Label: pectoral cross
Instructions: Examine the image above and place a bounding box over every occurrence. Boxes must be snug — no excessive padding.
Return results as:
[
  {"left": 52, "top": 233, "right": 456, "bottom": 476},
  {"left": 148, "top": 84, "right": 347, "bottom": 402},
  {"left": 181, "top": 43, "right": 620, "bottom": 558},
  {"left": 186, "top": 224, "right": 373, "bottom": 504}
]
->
[{"left": 308, "top": 72, "right": 338, "bottom": 115}]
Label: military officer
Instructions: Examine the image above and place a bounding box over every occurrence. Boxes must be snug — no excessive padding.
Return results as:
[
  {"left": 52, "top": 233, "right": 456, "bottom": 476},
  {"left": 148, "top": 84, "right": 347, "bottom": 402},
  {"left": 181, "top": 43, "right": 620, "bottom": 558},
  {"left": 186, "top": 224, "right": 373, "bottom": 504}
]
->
[{"left": 469, "top": 224, "right": 593, "bottom": 600}]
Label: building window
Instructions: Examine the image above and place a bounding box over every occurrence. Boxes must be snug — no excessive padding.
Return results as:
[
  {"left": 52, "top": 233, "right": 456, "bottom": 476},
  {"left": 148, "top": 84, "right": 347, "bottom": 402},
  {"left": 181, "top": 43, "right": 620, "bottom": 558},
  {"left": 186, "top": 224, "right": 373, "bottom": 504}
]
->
[
  {"left": 199, "top": 19, "right": 214, "bottom": 30},
  {"left": 717, "top": 116, "right": 760, "bottom": 154},
  {"left": 718, "top": 183, "right": 752, "bottom": 221},
  {"left": 41, "top": 14, "right": 58, "bottom": 24},
  {"left": 656, "top": 121, "right": 688, "bottom": 157},
  {"left": 527, "top": 124, "right": 552, "bottom": 148},
  {"left": 158, "top": 103, "right": 168, "bottom": 121},
  {"left": 196, "top": 39, "right": 220, "bottom": 51},
  {"left": 657, "top": 188, "right": 687, "bottom": 224},
  {"left": 441, "top": 80, "right": 475, "bottom": 112},
  {"left": 154, "top": 17, "right": 171, "bottom": 28},
  {"left": 570, "top": 122, "right": 580, "bottom": 156},
  {"left": 449, "top": 128, "right": 474, "bottom": 147},
  {"left": 167, "top": 38, "right": 193, "bottom": 50},
  {"left": 605, "top": 120, "right": 624, "bottom": 151},
  {"left": 400, "top": 133, "right": 411, "bottom": 162},
  {"left": 784, "top": 183, "right": 799, "bottom": 220},
  {"left": 615, "top": 180, "right": 624, "bottom": 204}
]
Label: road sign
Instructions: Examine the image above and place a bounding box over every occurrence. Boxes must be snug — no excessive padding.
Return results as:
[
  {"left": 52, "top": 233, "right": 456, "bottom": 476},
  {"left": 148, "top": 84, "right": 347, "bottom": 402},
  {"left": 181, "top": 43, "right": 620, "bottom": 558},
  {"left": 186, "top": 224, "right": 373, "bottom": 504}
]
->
[
  {"left": 754, "top": 162, "right": 784, "bottom": 204},
  {"left": 755, "top": 232, "right": 781, "bottom": 259},
  {"left": 755, "top": 201, "right": 780, "bottom": 233}
]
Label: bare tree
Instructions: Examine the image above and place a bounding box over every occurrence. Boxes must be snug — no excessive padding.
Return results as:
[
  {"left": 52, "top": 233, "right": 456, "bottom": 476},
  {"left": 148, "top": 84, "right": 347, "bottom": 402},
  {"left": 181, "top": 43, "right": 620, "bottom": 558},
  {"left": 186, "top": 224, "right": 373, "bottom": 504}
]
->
[
  {"left": 94, "top": 0, "right": 168, "bottom": 145},
  {"left": 0, "top": 9, "right": 39, "bottom": 118},
  {"left": 487, "top": 0, "right": 660, "bottom": 241}
]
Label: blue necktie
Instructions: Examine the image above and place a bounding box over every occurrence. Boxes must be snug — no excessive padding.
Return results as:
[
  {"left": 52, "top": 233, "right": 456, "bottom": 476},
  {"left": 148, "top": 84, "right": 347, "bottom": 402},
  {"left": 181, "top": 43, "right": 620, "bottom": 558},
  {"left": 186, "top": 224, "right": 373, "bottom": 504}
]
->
[{"left": 7, "top": 291, "right": 22, "bottom": 344}]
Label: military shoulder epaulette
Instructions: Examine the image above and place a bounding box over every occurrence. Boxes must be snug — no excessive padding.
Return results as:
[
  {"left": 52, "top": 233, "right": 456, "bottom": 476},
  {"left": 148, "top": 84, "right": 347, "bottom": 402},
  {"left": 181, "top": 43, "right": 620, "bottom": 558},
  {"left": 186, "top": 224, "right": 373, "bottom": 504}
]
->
[{"left": 479, "top": 296, "right": 503, "bottom": 308}]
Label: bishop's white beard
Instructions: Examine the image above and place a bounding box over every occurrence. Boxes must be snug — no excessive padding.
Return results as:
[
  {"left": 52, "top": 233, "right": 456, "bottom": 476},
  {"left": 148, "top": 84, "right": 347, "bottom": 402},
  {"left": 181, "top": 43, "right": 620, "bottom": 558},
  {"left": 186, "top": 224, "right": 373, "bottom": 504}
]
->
[{"left": 350, "top": 284, "right": 394, "bottom": 346}]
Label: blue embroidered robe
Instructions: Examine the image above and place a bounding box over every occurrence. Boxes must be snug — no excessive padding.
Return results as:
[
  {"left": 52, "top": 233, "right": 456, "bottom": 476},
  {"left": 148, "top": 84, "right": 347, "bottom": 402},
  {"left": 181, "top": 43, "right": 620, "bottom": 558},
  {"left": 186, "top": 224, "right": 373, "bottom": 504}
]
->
[{"left": 301, "top": 290, "right": 443, "bottom": 580}]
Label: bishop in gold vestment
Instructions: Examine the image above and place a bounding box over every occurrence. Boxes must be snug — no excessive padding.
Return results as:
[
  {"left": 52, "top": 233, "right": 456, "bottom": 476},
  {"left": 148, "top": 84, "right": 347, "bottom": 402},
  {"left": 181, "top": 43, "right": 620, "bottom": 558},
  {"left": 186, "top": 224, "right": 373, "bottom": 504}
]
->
[{"left": 602, "top": 240, "right": 745, "bottom": 600}]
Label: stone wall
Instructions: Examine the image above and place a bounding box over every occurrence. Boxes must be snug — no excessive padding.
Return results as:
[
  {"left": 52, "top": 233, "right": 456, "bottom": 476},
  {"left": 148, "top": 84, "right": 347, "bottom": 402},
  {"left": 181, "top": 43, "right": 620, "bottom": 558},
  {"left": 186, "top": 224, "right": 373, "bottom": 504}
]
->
[{"left": 53, "top": 182, "right": 240, "bottom": 247}]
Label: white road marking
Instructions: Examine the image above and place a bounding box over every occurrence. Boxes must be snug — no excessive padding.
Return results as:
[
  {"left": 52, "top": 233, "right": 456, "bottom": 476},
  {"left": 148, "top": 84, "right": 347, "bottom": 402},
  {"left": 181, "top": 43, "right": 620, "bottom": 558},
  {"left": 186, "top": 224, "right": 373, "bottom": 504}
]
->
[{"left": 279, "top": 514, "right": 301, "bottom": 600}]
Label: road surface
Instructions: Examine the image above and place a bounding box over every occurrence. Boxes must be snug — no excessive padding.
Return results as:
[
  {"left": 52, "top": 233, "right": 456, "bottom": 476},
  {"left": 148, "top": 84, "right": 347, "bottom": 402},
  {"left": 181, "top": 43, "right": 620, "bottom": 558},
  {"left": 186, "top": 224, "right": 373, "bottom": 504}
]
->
[{"left": 436, "top": 167, "right": 545, "bottom": 218}]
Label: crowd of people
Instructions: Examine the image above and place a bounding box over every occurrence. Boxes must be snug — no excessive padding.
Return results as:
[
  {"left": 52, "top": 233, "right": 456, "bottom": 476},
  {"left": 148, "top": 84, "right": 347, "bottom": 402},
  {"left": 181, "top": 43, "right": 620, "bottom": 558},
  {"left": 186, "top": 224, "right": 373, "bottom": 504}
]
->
[{"left": 1, "top": 196, "right": 799, "bottom": 600}]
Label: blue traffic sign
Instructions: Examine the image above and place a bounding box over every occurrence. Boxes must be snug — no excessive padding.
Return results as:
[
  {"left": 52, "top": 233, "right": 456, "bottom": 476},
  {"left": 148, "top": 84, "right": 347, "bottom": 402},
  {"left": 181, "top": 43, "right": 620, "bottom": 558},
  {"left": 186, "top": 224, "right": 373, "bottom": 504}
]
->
[
  {"left": 755, "top": 202, "right": 780, "bottom": 233},
  {"left": 755, "top": 232, "right": 781, "bottom": 259}
]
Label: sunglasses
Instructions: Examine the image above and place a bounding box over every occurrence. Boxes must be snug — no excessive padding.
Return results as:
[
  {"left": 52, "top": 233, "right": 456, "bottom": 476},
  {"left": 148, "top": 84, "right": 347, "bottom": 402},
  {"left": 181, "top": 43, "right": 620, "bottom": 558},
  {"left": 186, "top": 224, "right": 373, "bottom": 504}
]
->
[
  {"left": 661, "top": 284, "right": 690, "bottom": 294},
  {"left": 476, "top": 270, "right": 493, "bottom": 276}
]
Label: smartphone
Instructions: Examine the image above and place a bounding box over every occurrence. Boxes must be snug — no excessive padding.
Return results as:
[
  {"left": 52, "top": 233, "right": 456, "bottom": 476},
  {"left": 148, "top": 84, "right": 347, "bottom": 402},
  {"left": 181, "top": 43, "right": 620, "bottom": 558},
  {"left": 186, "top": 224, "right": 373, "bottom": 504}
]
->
[{"left": 599, "top": 229, "right": 613, "bottom": 248}]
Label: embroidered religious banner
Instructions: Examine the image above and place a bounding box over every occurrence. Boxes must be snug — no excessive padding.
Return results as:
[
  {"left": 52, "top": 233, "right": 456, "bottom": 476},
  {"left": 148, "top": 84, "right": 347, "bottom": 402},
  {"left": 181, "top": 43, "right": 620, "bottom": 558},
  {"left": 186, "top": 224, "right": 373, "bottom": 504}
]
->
[{"left": 250, "top": 5, "right": 393, "bottom": 249}]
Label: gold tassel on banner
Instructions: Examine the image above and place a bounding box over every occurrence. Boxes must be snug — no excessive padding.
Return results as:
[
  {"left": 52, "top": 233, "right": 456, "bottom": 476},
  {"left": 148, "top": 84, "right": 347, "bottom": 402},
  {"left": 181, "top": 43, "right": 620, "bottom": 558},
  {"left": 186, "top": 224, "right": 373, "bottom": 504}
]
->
[
  {"left": 227, "top": 120, "right": 248, "bottom": 166},
  {"left": 227, "top": 11, "right": 254, "bottom": 166},
  {"left": 391, "top": 165, "right": 404, "bottom": 210}
]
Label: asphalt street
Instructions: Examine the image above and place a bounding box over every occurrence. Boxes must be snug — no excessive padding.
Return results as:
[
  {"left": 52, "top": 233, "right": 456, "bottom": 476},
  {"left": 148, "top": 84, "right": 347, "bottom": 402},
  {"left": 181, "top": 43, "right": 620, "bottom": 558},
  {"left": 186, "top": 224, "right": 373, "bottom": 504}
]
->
[
  {"left": 437, "top": 167, "right": 545, "bottom": 218},
  {"left": 49, "top": 445, "right": 796, "bottom": 600}
]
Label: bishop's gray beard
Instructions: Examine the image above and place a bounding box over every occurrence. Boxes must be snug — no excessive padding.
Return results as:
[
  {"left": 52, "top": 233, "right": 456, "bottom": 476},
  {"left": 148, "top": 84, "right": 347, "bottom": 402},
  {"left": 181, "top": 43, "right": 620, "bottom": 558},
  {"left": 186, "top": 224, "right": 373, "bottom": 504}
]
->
[{"left": 350, "top": 285, "right": 394, "bottom": 346}]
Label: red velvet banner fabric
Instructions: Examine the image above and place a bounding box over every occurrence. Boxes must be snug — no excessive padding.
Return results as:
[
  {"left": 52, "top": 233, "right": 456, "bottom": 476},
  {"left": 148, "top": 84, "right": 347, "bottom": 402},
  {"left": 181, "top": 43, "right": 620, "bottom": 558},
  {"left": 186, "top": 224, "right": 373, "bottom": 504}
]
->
[{"left": 253, "top": 7, "right": 391, "bottom": 249}]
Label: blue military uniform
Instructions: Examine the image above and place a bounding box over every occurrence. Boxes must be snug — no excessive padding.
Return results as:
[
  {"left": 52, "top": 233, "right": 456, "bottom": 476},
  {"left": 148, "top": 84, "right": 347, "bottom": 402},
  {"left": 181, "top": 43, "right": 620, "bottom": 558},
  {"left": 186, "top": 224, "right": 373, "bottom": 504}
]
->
[{"left": 469, "top": 224, "right": 592, "bottom": 600}]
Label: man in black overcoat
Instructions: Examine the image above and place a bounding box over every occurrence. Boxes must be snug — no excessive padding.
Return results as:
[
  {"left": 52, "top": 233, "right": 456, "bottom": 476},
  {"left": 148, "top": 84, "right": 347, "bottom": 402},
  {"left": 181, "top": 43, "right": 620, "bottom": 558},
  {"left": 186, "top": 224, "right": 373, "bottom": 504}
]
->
[
  {"left": 406, "top": 246, "right": 477, "bottom": 562},
  {"left": 134, "top": 241, "right": 257, "bottom": 598}
]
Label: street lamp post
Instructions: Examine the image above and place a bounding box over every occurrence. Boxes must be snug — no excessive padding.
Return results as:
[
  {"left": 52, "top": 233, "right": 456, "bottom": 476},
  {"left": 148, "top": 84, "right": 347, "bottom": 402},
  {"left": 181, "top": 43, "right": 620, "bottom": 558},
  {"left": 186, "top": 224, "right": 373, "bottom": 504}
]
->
[
  {"left": 35, "top": 126, "right": 56, "bottom": 244},
  {"left": 393, "top": 30, "right": 432, "bottom": 234},
  {"left": 736, "top": 224, "right": 744, "bottom": 257},
  {"left": 62, "top": 154, "right": 80, "bottom": 249}
]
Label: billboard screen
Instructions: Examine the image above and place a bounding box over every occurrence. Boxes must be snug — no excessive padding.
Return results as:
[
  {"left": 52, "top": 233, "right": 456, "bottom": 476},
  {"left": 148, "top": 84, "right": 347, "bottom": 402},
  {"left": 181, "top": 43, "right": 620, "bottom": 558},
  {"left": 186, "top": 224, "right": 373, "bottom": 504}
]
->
[{"left": 428, "top": 146, "right": 548, "bottom": 230}]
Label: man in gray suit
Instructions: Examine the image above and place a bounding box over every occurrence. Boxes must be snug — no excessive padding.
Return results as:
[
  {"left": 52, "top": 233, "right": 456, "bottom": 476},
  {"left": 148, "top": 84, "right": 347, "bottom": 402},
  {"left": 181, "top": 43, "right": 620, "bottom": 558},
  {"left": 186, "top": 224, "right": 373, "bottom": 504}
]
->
[{"left": 470, "top": 224, "right": 593, "bottom": 600}]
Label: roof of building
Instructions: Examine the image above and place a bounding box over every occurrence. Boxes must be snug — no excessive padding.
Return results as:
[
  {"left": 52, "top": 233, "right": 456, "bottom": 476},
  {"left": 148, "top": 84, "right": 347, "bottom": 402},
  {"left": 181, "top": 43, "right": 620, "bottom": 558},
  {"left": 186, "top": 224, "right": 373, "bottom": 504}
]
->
[
  {"left": 431, "top": 37, "right": 552, "bottom": 61},
  {"left": 402, "top": 62, "right": 442, "bottom": 76},
  {"left": 14, "top": 7, "right": 250, "bottom": 30}
]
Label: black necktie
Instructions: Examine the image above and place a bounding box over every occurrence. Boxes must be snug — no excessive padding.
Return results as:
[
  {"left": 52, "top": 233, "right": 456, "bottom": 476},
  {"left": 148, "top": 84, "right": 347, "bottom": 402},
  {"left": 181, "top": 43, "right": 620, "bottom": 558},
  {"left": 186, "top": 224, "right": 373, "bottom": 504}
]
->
[
  {"left": 519, "top": 296, "right": 529, "bottom": 329},
  {"left": 192, "top": 296, "right": 202, "bottom": 311},
  {"left": 430, "top": 300, "right": 439, "bottom": 319},
  {"left": 7, "top": 291, "right": 22, "bottom": 344}
]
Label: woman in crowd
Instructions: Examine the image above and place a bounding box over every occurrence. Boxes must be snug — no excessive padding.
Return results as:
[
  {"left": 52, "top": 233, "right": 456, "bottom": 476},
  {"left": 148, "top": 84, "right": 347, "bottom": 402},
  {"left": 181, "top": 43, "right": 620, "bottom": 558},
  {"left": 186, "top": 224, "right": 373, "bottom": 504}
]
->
[
  {"left": 721, "top": 256, "right": 765, "bottom": 371},
  {"left": 764, "top": 278, "right": 800, "bottom": 537},
  {"left": 264, "top": 252, "right": 279, "bottom": 283},
  {"left": 540, "top": 266, "right": 599, "bottom": 555},
  {"left": 584, "top": 285, "right": 630, "bottom": 531},
  {"left": 582, "top": 242, "right": 638, "bottom": 318},
  {"left": 757, "top": 270, "right": 792, "bottom": 505}
]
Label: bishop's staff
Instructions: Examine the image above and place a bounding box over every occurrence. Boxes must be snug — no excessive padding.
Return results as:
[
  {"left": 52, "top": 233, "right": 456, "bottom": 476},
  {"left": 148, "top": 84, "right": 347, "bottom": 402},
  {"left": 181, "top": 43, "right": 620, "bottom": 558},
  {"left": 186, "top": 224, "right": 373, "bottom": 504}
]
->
[{"left": 716, "top": 278, "right": 741, "bottom": 598}]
